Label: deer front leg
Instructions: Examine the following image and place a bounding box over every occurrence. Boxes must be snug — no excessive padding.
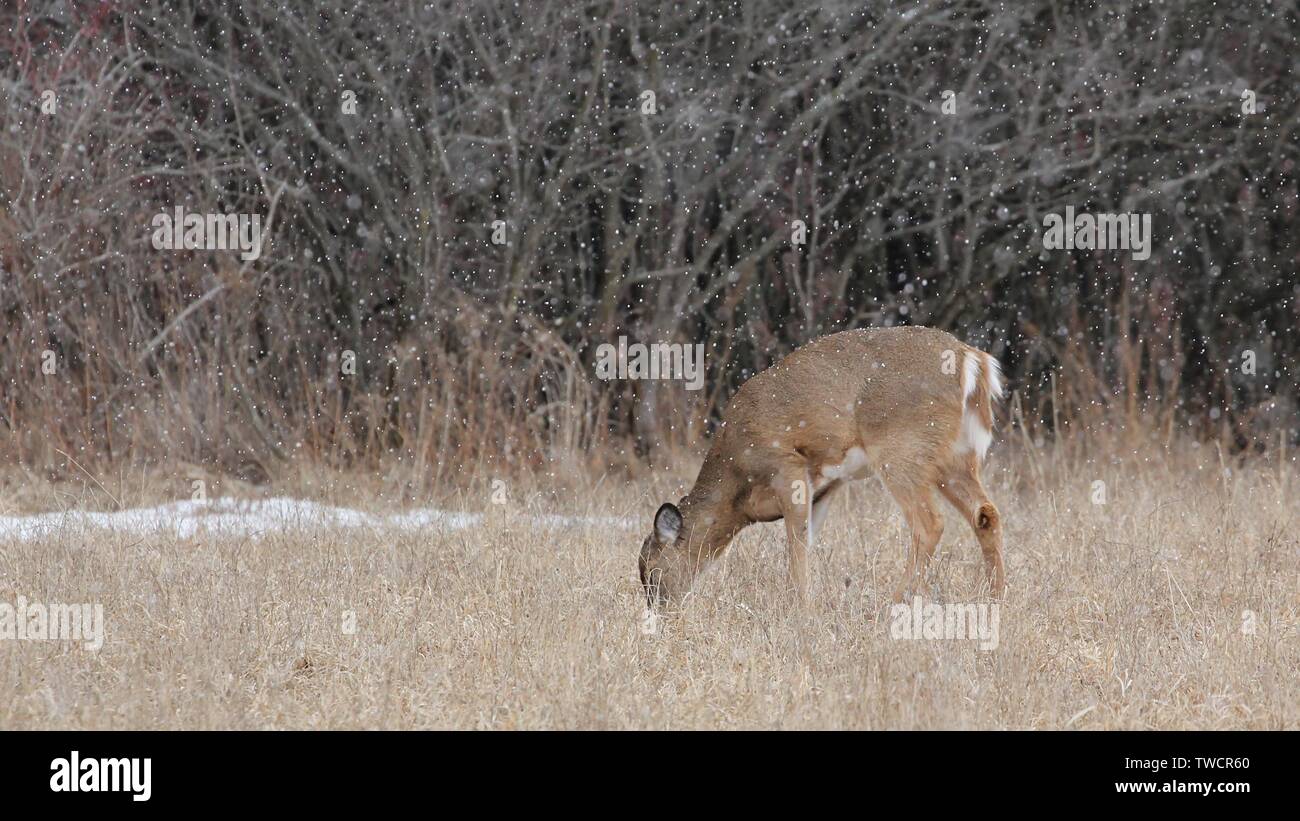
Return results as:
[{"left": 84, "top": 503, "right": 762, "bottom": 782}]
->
[
  {"left": 775, "top": 470, "right": 816, "bottom": 602},
  {"left": 783, "top": 515, "right": 809, "bottom": 602}
]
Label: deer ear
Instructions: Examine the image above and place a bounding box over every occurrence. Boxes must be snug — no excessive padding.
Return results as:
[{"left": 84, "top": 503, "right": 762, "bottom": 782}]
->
[{"left": 654, "top": 503, "right": 683, "bottom": 542}]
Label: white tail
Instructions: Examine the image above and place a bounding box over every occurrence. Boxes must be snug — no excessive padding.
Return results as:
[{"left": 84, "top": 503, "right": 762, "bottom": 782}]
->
[
  {"left": 638, "top": 326, "right": 1006, "bottom": 608},
  {"left": 956, "top": 349, "right": 1003, "bottom": 460}
]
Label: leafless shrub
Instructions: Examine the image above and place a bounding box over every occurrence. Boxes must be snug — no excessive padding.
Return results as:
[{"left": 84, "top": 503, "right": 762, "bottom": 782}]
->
[{"left": 0, "top": 0, "right": 1295, "bottom": 483}]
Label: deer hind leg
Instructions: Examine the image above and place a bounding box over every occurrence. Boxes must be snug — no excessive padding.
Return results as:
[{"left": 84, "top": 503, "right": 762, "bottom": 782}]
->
[
  {"left": 883, "top": 473, "right": 945, "bottom": 604},
  {"left": 936, "top": 455, "right": 1005, "bottom": 598}
]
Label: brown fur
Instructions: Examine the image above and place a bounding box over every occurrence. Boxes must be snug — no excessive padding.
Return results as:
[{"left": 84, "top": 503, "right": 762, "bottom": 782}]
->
[{"left": 639, "top": 326, "right": 1005, "bottom": 608}]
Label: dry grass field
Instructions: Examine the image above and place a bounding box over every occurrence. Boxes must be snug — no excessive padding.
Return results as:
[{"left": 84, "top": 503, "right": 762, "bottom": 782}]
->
[{"left": 0, "top": 441, "right": 1295, "bottom": 730}]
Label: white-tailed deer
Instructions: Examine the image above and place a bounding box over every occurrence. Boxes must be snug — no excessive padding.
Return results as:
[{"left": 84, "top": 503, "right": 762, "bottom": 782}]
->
[{"left": 638, "top": 326, "right": 1005, "bottom": 608}]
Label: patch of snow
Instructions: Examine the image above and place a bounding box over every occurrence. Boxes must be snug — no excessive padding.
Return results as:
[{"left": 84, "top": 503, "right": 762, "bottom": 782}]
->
[{"left": 0, "top": 497, "right": 638, "bottom": 542}]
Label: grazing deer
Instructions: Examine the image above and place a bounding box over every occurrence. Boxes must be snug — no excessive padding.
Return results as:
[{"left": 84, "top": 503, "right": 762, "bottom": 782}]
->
[{"left": 638, "top": 326, "right": 1005, "bottom": 608}]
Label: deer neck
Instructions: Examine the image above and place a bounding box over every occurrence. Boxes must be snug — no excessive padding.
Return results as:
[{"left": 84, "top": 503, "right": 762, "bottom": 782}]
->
[{"left": 678, "top": 452, "right": 748, "bottom": 557}]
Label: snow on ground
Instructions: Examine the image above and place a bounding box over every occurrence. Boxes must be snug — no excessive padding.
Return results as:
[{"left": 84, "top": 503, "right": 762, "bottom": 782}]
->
[{"left": 0, "top": 497, "right": 639, "bottom": 542}]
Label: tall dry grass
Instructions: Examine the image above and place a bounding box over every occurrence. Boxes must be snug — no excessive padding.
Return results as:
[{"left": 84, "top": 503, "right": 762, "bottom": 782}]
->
[{"left": 0, "top": 430, "right": 1294, "bottom": 729}]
